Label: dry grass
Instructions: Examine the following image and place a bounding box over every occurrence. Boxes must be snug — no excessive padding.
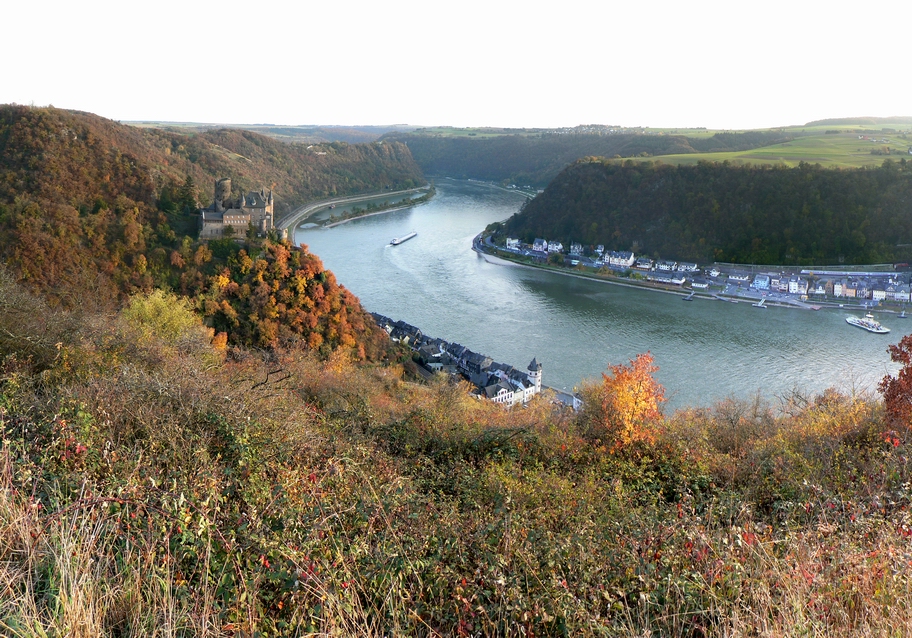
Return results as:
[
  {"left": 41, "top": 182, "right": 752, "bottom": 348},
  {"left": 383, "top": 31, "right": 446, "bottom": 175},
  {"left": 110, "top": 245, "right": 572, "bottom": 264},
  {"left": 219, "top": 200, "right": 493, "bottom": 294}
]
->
[{"left": 5, "top": 283, "right": 912, "bottom": 635}]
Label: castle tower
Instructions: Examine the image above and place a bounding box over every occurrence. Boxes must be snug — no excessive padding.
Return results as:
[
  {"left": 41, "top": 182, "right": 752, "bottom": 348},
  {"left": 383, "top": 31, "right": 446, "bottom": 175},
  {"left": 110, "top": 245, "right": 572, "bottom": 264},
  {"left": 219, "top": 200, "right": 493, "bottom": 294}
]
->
[
  {"left": 214, "top": 178, "right": 232, "bottom": 212},
  {"left": 527, "top": 357, "right": 542, "bottom": 394}
]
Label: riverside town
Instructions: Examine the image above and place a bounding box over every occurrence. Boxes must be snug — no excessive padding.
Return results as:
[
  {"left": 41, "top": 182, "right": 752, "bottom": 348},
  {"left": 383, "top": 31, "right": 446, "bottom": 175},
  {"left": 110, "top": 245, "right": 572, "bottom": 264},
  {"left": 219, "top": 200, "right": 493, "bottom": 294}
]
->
[
  {"left": 478, "top": 232, "right": 912, "bottom": 312},
  {"left": 371, "top": 314, "right": 582, "bottom": 410}
]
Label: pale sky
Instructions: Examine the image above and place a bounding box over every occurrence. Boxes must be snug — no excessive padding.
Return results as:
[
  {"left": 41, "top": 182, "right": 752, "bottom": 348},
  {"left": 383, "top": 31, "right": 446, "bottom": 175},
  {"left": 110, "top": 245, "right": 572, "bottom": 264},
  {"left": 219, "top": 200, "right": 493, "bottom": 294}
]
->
[{"left": 2, "top": 0, "right": 909, "bottom": 130}]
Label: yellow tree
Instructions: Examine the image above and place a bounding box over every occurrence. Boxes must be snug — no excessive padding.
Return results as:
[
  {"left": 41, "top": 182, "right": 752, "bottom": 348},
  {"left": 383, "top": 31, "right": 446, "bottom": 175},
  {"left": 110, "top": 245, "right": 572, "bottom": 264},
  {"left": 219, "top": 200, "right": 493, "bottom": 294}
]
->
[{"left": 582, "top": 353, "right": 665, "bottom": 450}]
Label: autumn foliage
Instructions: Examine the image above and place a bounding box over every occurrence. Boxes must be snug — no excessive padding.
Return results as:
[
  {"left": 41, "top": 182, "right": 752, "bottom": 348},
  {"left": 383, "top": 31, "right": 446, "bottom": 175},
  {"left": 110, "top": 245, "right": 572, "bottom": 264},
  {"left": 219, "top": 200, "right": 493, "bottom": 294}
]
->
[
  {"left": 199, "top": 239, "right": 387, "bottom": 359},
  {"left": 581, "top": 352, "right": 665, "bottom": 450},
  {"left": 879, "top": 334, "right": 912, "bottom": 431},
  {"left": 0, "top": 105, "right": 423, "bottom": 303}
]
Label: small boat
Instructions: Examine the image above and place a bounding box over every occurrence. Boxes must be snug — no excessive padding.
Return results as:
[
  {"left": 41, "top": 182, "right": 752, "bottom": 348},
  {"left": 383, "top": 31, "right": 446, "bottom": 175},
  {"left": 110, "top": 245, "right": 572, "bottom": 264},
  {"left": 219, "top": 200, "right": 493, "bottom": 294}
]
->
[
  {"left": 846, "top": 313, "right": 890, "bottom": 334},
  {"left": 390, "top": 231, "right": 417, "bottom": 246}
]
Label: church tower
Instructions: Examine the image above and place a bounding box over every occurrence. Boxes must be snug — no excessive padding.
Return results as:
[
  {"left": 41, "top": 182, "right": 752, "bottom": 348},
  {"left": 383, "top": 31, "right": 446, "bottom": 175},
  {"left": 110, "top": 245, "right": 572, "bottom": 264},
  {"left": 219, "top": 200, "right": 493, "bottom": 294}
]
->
[{"left": 527, "top": 357, "right": 542, "bottom": 394}]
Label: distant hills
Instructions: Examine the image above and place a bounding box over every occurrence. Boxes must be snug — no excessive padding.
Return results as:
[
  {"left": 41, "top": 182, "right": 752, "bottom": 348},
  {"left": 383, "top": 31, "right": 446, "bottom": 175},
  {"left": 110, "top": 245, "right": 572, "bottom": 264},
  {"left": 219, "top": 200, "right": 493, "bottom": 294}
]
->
[
  {"left": 127, "top": 117, "right": 912, "bottom": 188},
  {"left": 380, "top": 129, "right": 794, "bottom": 186},
  {"left": 804, "top": 116, "right": 912, "bottom": 127},
  {"left": 129, "top": 121, "right": 422, "bottom": 145},
  {"left": 380, "top": 117, "right": 912, "bottom": 185},
  {"left": 502, "top": 158, "right": 912, "bottom": 266}
]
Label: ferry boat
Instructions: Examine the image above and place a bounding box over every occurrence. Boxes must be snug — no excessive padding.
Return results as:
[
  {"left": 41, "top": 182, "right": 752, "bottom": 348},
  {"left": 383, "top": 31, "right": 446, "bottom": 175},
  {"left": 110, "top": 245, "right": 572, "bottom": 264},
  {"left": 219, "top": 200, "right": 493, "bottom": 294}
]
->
[
  {"left": 845, "top": 313, "right": 890, "bottom": 334},
  {"left": 389, "top": 231, "right": 417, "bottom": 246}
]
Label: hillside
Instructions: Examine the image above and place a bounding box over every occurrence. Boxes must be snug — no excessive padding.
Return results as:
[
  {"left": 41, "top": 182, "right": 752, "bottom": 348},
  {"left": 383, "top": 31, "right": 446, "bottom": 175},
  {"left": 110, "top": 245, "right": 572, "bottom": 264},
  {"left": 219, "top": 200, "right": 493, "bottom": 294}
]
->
[
  {"left": 382, "top": 128, "right": 793, "bottom": 186},
  {"left": 4, "top": 108, "right": 912, "bottom": 635},
  {"left": 0, "top": 105, "right": 423, "bottom": 302},
  {"left": 503, "top": 158, "right": 912, "bottom": 265},
  {"left": 4, "top": 267, "right": 912, "bottom": 635}
]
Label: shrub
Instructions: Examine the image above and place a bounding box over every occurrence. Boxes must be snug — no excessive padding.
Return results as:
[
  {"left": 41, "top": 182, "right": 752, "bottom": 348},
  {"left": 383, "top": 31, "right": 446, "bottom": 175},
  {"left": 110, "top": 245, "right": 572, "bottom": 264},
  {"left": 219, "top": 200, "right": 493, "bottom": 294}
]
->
[
  {"left": 880, "top": 334, "right": 912, "bottom": 433},
  {"left": 579, "top": 353, "right": 665, "bottom": 451}
]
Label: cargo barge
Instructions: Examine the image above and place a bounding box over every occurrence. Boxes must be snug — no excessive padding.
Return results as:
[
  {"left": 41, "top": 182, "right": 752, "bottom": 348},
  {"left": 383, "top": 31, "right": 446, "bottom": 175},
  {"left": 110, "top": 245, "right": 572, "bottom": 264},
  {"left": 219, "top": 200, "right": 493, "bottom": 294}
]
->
[{"left": 390, "top": 231, "right": 417, "bottom": 246}]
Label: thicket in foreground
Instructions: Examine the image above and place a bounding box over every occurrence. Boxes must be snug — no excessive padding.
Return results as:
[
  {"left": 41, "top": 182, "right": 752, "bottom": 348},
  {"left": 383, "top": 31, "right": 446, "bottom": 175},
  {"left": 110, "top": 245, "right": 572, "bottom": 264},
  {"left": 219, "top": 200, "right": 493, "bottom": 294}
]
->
[{"left": 3, "top": 277, "right": 912, "bottom": 635}]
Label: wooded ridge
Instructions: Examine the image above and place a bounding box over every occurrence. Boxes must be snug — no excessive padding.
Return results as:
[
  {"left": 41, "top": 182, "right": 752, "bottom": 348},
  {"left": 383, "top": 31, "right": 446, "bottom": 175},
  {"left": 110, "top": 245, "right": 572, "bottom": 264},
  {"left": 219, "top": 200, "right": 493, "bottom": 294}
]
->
[{"left": 503, "top": 158, "right": 912, "bottom": 265}]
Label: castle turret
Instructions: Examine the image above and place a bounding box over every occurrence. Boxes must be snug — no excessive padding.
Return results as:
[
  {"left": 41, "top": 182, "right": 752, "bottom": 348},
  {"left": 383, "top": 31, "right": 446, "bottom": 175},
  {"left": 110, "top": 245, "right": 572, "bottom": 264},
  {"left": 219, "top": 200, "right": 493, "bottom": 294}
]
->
[
  {"left": 527, "top": 357, "right": 542, "bottom": 394},
  {"left": 214, "top": 178, "right": 232, "bottom": 213}
]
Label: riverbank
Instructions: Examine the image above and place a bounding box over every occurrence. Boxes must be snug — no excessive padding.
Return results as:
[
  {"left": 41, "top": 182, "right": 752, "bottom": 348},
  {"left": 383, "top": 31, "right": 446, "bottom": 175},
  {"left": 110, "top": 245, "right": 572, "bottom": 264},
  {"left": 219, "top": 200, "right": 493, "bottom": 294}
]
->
[
  {"left": 276, "top": 185, "right": 432, "bottom": 230},
  {"left": 323, "top": 204, "right": 420, "bottom": 228},
  {"left": 320, "top": 187, "right": 435, "bottom": 228},
  {"left": 475, "top": 247, "right": 714, "bottom": 301},
  {"left": 474, "top": 235, "right": 911, "bottom": 314}
]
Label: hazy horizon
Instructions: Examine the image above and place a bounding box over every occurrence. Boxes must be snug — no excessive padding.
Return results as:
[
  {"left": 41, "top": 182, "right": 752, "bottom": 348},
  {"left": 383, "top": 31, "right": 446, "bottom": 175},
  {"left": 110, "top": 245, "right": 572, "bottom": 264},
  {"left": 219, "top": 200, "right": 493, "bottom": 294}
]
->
[
  {"left": 3, "top": 0, "right": 909, "bottom": 131},
  {"left": 99, "top": 115, "right": 912, "bottom": 132}
]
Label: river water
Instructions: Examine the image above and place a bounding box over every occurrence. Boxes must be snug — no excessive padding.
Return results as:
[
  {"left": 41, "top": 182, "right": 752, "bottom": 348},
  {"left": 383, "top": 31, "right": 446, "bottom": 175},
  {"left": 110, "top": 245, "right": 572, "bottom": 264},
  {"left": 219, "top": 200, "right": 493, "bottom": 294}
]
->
[{"left": 296, "top": 179, "right": 900, "bottom": 410}]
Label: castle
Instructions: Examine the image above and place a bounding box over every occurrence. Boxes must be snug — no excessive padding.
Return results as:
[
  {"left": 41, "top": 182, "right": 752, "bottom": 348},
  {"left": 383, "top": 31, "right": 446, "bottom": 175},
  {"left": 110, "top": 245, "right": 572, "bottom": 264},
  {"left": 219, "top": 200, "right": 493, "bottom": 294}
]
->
[{"left": 199, "top": 178, "right": 278, "bottom": 239}]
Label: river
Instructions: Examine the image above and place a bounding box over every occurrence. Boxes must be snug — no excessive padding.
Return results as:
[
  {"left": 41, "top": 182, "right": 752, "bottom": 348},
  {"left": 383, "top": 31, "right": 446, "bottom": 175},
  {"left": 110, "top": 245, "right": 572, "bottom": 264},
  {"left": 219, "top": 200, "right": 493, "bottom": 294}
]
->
[{"left": 295, "top": 179, "right": 900, "bottom": 410}]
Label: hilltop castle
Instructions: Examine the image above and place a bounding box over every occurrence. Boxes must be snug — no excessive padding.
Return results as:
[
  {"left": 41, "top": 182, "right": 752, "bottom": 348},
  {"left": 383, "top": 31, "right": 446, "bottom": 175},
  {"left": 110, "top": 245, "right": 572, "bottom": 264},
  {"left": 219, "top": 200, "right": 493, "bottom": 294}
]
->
[{"left": 199, "top": 178, "right": 277, "bottom": 239}]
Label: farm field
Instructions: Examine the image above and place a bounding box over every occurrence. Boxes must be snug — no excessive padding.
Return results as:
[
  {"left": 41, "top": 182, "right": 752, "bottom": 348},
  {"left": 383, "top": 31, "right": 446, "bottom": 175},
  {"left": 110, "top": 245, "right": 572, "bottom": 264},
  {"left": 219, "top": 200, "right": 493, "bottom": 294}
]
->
[{"left": 634, "top": 129, "right": 912, "bottom": 168}]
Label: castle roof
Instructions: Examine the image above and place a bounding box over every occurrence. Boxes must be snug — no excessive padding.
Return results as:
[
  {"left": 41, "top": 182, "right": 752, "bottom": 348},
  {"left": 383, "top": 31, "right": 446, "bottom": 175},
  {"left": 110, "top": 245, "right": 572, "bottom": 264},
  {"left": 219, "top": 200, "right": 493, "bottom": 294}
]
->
[{"left": 243, "top": 191, "right": 272, "bottom": 208}]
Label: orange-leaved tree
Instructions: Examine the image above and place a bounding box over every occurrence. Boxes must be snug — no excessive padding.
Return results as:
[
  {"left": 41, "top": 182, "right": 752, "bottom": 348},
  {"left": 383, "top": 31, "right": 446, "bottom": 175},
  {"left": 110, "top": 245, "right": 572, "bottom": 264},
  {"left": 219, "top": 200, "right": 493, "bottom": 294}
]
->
[
  {"left": 580, "top": 352, "right": 665, "bottom": 451},
  {"left": 880, "top": 334, "right": 912, "bottom": 432}
]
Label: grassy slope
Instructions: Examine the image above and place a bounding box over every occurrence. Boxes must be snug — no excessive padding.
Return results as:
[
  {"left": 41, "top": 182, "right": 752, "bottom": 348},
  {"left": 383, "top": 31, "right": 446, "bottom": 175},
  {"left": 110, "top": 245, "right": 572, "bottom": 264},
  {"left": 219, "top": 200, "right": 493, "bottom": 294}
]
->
[{"left": 2, "top": 273, "right": 912, "bottom": 636}]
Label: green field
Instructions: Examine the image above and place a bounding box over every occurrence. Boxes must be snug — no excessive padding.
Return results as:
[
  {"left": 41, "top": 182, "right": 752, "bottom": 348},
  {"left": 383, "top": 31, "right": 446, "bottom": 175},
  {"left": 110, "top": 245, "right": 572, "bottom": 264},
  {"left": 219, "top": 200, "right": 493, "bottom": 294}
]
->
[{"left": 636, "top": 129, "right": 912, "bottom": 168}]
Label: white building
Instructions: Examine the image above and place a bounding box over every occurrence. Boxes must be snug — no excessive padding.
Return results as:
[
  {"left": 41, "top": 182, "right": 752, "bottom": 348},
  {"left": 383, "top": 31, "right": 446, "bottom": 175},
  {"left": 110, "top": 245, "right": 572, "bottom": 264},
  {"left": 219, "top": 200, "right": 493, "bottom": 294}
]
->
[
  {"left": 607, "top": 251, "right": 636, "bottom": 268},
  {"left": 788, "top": 277, "right": 808, "bottom": 295}
]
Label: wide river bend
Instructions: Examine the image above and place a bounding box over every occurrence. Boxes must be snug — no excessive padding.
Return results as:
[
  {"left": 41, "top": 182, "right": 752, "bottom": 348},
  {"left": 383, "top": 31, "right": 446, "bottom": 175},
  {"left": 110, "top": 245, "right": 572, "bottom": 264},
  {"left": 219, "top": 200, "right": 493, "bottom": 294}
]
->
[{"left": 296, "top": 179, "right": 899, "bottom": 410}]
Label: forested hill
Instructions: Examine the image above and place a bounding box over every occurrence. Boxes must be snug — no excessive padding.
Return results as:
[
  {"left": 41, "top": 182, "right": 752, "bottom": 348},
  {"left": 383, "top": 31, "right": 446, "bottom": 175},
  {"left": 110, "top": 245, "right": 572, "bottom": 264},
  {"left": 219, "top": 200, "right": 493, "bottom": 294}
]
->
[
  {"left": 382, "top": 130, "right": 792, "bottom": 186},
  {"left": 0, "top": 106, "right": 423, "bottom": 215},
  {"left": 503, "top": 158, "right": 912, "bottom": 265},
  {"left": 0, "top": 105, "right": 423, "bottom": 299}
]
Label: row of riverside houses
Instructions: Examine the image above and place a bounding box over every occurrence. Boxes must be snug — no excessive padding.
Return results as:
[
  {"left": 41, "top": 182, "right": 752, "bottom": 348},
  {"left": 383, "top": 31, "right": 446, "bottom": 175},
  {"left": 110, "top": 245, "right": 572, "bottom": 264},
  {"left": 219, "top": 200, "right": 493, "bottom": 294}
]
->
[
  {"left": 502, "top": 236, "right": 912, "bottom": 304},
  {"left": 507, "top": 238, "right": 696, "bottom": 271},
  {"left": 738, "top": 271, "right": 912, "bottom": 301},
  {"left": 372, "top": 314, "right": 544, "bottom": 407},
  {"left": 795, "top": 273, "right": 912, "bottom": 302}
]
